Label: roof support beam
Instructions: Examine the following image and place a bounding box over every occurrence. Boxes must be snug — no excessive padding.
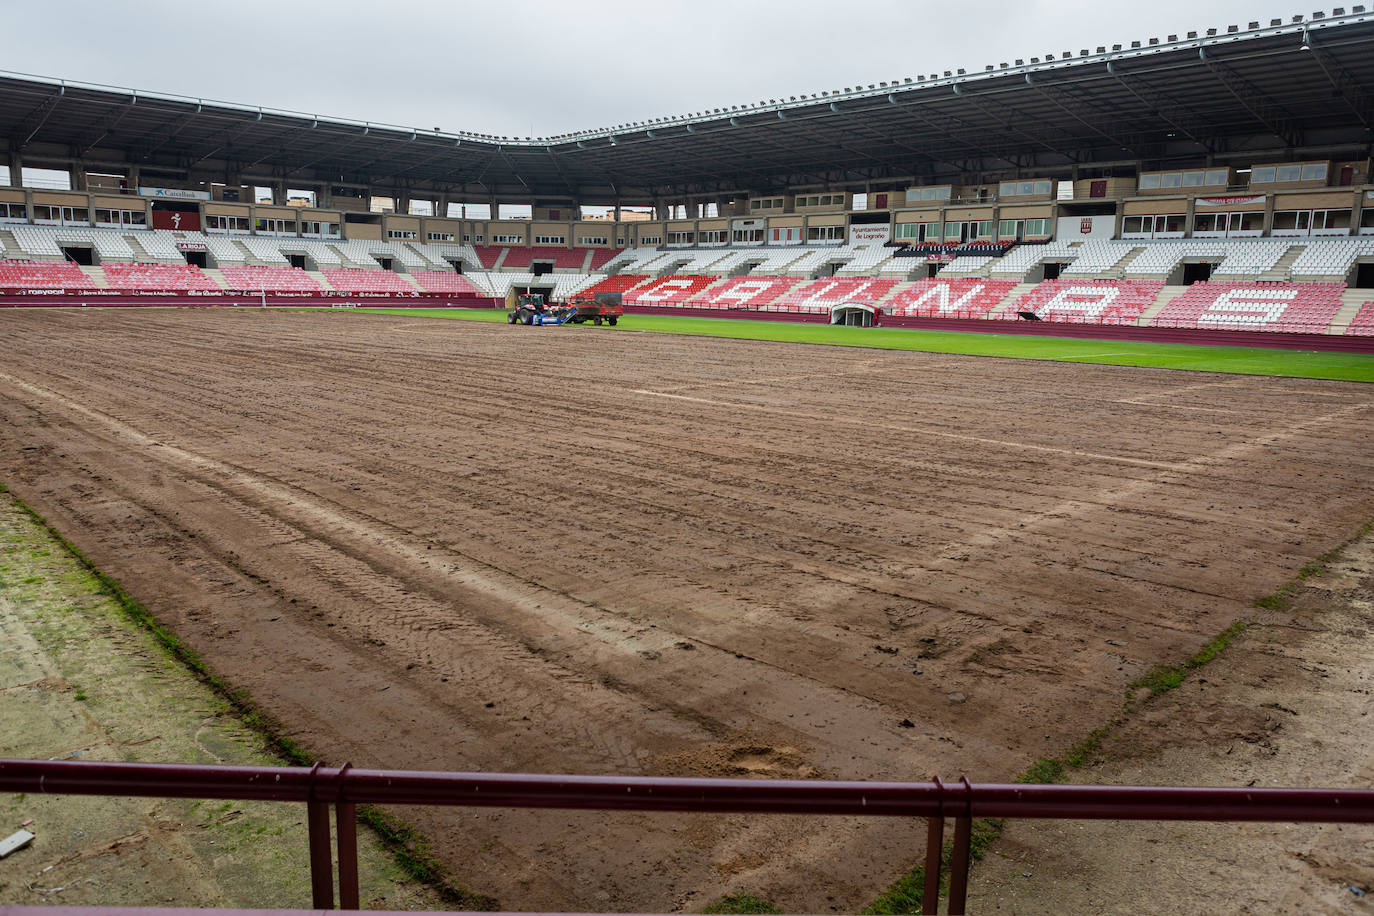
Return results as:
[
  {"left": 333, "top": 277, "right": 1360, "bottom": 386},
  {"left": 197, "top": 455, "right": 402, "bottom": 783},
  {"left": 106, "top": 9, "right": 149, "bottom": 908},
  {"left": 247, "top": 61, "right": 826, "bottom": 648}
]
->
[
  {"left": 1106, "top": 61, "right": 1214, "bottom": 150},
  {"left": 951, "top": 91, "right": 1081, "bottom": 162},
  {"left": 132, "top": 108, "right": 206, "bottom": 161},
  {"left": 1023, "top": 74, "right": 1141, "bottom": 157},
  {"left": 10, "top": 86, "right": 65, "bottom": 151},
  {"left": 76, "top": 98, "right": 139, "bottom": 157},
  {"left": 1303, "top": 36, "right": 1374, "bottom": 131},
  {"left": 186, "top": 117, "right": 271, "bottom": 166},
  {"left": 244, "top": 126, "right": 326, "bottom": 168},
  {"left": 1199, "top": 48, "right": 1301, "bottom": 147}
]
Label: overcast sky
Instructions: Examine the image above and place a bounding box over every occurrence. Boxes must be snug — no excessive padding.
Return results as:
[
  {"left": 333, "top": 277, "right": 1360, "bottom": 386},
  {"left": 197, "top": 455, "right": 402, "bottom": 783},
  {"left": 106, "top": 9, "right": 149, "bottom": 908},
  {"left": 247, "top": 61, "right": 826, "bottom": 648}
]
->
[{"left": 9, "top": 0, "right": 1318, "bottom": 138}]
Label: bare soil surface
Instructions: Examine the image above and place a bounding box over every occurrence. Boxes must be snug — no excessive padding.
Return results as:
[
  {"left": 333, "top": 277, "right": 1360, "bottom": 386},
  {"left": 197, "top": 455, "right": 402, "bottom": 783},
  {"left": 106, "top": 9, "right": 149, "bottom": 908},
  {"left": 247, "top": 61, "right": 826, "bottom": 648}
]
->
[
  {"left": 0, "top": 309, "right": 1371, "bottom": 912},
  {"left": 968, "top": 531, "right": 1374, "bottom": 915}
]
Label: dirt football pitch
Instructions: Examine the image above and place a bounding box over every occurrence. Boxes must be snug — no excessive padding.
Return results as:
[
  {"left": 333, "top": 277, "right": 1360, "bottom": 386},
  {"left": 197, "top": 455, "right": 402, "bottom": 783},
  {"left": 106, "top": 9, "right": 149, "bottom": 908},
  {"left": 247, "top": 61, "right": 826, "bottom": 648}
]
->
[{"left": 1, "top": 308, "right": 1372, "bottom": 912}]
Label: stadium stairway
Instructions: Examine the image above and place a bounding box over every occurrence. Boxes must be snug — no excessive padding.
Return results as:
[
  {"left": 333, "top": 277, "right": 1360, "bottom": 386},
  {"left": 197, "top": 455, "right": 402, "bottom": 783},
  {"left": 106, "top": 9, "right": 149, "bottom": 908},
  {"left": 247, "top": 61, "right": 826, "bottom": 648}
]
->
[
  {"left": 201, "top": 268, "right": 232, "bottom": 291},
  {"left": 124, "top": 235, "right": 154, "bottom": 263},
  {"left": 1139, "top": 286, "right": 1188, "bottom": 325},
  {"left": 307, "top": 270, "right": 338, "bottom": 292},
  {"left": 78, "top": 265, "right": 110, "bottom": 288},
  {"left": 1105, "top": 247, "right": 1147, "bottom": 278},
  {"left": 0, "top": 228, "right": 21, "bottom": 258},
  {"left": 988, "top": 282, "right": 1037, "bottom": 318},
  {"left": 1328, "top": 290, "right": 1371, "bottom": 334},
  {"left": 1259, "top": 245, "right": 1305, "bottom": 281}
]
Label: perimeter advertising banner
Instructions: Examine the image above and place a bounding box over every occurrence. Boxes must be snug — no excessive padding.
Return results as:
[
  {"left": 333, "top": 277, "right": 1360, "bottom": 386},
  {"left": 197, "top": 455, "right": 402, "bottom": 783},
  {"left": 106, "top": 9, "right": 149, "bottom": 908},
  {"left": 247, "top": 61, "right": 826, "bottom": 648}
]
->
[{"left": 139, "top": 186, "right": 211, "bottom": 201}]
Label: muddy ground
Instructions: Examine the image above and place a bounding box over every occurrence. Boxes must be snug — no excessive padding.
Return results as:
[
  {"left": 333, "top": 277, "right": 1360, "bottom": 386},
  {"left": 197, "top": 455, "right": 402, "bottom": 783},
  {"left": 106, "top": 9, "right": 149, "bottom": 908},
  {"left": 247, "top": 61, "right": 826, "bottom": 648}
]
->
[{"left": 0, "top": 309, "right": 1370, "bottom": 912}]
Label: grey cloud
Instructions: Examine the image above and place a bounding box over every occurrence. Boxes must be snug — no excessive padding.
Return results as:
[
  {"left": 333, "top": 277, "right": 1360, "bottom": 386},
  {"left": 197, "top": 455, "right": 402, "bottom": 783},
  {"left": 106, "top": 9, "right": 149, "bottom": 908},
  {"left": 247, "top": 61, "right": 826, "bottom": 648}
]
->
[{"left": 9, "top": 0, "right": 1311, "bottom": 137}]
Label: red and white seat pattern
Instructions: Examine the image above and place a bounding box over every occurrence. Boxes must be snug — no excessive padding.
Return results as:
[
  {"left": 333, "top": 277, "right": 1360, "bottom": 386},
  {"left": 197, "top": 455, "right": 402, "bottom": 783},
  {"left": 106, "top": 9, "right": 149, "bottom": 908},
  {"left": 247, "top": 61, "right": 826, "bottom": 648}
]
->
[
  {"left": 578, "top": 274, "right": 649, "bottom": 297},
  {"left": 1150, "top": 282, "right": 1346, "bottom": 333},
  {"left": 496, "top": 247, "right": 533, "bottom": 269},
  {"left": 408, "top": 271, "right": 485, "bottom": 295},
  {"left": 220, "top": 265, "right": 322, "bottom": 293},
  {"left": 0, "top": 260, "right": 97, "bottom": 290},
  {"left": 528, "top": 247, "right": 589, "bottom": 269},
  {"left": 768, "top": 277, "right": 898, "bottom": 313},
  {"left": 1010, "top": 280, "right": 1164, "bottom": 324},
  {"left": 623, "top": 275, "right": 721, "bottom": 306},
  {"left": 471, "top": 246, "right": 501, "bottom": 269},
  {"left": 886, "top": 279, "right": 1017, "bottom": 318},
  {"left": 103, "top": 263, "right": 220, "bottom": 292},
  {"left": 321, "top": 268, "right": 414, "bottom": 293},
  {"left": 684, "top": 276, "right": 795, "bottom": 309},
  {"left": 1345, "top": 302, "right": 1374, "bottom": 336},
  {"left": 587, "top": 249, "right": 625, "bottom": 271}
]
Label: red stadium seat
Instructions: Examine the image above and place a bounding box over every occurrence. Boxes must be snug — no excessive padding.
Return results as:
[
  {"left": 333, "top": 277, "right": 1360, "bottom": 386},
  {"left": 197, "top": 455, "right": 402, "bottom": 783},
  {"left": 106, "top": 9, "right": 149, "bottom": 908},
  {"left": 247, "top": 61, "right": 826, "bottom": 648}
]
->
[
  {"left": 578, "top": 274, "right": 649, "bottom": 297},
  {"left": 102, "top": 263, "right": 219, "bottom": 292},
  {"left": 623, "top": 275, "right": 721, "bottom": 306},
  {"left": 684, "top": 276, "right": 794, "bottom": 309},
  {"left": 1345, "top": 301, "right": 1374, "bottom": 336},
  {"left": 770, "top": 277, "right": 898, "bottom": 314},
  {"left": 587, "top": 249, "right": 625, "bottom": 271},
  {"left": 408, "top": 271, "right": 486, "bottom": 295},
  {"left": 0, "top": 260, "right": 98, "bottom": 291},
  {"left": 321, "top": 268, "right": 415, "bottom": 293},
  {"left": 471, "top": 247, "right": 500, "bottom": 270},
  {"left": 1150, "top": 282, "right": 1346, "bottom": 333},
  {"left": 1011, "top": 279, "right": 1164, "bottom": 325},
  {"left": 220, "top": 265, "right": 323, "bottom": 293},
  {"left": 886, "top": 279, "right": 1018, "bottom": 319}
]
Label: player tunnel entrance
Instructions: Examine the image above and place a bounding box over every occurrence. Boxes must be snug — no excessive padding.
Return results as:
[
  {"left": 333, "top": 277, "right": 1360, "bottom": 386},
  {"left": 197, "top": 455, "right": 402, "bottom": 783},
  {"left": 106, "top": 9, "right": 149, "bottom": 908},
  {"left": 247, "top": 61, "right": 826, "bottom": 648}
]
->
[{"left": 830, "top": 302, "right": 878, "bottom": 327}]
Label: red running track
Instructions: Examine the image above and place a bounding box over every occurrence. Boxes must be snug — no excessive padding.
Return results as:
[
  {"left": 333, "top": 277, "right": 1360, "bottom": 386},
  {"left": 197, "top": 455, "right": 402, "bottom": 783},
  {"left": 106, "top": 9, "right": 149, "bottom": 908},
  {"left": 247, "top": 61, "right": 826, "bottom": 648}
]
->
[{"left": 1, "top": 296, "right": 1369, "bottom": 353}]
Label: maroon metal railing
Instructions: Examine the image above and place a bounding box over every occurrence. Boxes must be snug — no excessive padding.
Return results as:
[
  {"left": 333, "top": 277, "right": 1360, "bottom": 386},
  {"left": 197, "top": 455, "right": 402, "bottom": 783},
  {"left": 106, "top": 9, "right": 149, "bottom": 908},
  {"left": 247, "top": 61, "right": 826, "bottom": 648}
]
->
[{"left": 2, "top": 759, "right": 1372, "bottom": 914}]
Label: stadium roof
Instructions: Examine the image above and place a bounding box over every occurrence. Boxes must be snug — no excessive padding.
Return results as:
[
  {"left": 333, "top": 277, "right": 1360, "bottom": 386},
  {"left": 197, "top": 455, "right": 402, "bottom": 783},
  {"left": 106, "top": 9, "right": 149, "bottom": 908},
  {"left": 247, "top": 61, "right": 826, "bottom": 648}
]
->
[{"left": 1, "top": 10, "right": 1372, "bottom": 206}]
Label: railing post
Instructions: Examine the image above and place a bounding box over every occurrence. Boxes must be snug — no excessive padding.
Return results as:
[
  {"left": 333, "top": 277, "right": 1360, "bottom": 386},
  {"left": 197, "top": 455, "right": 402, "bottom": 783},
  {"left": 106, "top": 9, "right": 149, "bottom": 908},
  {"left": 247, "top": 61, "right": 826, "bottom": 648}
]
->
[
  {"left": 946, "top": 776, "right": 974, "bottom": 915},
  {"left": 333, "top": 762, "right": 359, "bottom": 910},
  {"left": 947, "top": 814, "right": 972, "bottom": 914},
  {"left": 307, "top": 798, "right": 336, "bottom": 909},
  {"left": 922, "top": 776, "right": 945, "bottom": 915},
  {"left": 337, "top": 801, "right": 360, "bottom": 909}
]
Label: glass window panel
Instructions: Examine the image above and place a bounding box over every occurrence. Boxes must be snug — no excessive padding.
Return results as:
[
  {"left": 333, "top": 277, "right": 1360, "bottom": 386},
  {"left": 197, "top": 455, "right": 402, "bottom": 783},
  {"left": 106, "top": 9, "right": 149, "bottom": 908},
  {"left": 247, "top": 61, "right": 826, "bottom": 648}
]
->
[{"left": 1139, "top": 174, "right": 1161, "bottom": 189}]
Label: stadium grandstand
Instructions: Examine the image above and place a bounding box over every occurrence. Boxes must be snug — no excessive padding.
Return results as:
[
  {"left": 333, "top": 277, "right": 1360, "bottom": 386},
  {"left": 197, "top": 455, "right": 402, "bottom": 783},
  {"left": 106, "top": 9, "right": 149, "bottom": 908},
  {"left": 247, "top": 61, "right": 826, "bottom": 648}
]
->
[
  {"left": 1, "top": 9, "right": 1373, "bottom": 341},
  {"left": 4, "top": 7, "right": 1374, "bottom": 915}
]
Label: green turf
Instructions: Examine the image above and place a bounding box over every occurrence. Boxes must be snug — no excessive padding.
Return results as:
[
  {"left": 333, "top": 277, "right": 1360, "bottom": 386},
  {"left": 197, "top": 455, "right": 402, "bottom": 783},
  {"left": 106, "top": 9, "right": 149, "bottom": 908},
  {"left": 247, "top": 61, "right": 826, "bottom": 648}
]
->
[{"left": 316, "top": 307, "right": 1374, "bottom": 382}]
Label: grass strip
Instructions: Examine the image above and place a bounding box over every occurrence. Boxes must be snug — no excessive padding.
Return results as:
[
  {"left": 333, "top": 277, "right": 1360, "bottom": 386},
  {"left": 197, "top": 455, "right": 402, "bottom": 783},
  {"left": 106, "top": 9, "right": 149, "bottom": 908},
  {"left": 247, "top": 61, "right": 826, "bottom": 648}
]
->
[
  {"left": 0, "top": 481, "right": 496, "bottom": 909},
  {"left": 703, "top": 893, "right": 784, "bottom": 914},
  {"left": 315, "top": 308, "right": 1374, "bottom": 383}
]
